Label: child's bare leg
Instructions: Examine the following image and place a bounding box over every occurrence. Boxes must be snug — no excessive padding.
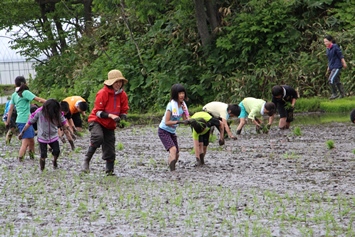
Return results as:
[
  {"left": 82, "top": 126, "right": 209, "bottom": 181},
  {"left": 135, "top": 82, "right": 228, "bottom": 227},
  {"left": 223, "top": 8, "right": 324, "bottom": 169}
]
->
[
  {"left": 278, "top": 117, "right": 287, "bottom": 129},
  {"left": 18, "top": 139, "right": 29, "bottom": 161},
  {"left": 168, "top": 146, "right": 177, "bottom": 171},
  {"left": 28, "top": 138, "right": 35, "bottom": 159}
]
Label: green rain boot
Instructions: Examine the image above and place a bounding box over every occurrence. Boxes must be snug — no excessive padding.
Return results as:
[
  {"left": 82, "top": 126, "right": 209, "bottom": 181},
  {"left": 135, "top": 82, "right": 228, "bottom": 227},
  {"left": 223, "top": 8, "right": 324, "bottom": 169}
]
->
[
  {"left": 337, "top": 83, "right": 345, "bottom": 98},
  {"left": 329, "top": 84, "right": 339, "bottom": 100}
]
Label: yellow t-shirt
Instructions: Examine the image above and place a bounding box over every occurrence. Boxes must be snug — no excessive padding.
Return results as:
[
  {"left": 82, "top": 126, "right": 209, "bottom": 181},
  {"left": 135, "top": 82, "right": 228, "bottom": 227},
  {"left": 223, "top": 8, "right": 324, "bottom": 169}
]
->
[{"left": 191, "top": 111, "right": 212, "bottom": 140}]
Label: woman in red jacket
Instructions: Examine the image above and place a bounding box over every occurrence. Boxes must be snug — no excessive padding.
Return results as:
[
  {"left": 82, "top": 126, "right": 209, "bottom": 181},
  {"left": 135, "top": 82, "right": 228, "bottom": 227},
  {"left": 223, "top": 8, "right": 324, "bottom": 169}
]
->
[{"left": 82, "top": 69, "right": 129, "bottom": 175}]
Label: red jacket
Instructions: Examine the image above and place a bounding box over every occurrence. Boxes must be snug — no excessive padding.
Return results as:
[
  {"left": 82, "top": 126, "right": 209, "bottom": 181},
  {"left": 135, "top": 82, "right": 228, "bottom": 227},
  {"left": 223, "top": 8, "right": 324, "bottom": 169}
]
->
[{"left": 88, "top": 85, "right": 129, "bottom": 130}]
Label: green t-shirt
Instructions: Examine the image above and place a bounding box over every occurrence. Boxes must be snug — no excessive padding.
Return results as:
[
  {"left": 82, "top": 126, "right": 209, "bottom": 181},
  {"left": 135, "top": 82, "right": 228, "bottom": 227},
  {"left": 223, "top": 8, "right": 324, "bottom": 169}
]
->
[
  {"left": 10, "top": 90, "right": 36, "bottom": 123},
  {"left": 191, "top": 111, "right": 212, "bottom": 140}
]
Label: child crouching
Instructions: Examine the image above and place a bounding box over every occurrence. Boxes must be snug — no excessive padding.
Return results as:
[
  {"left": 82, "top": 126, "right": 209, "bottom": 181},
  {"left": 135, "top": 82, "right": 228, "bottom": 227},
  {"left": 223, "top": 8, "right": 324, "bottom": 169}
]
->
[{"left": 18, "top": 99, "right": 74, "bottom": 171}]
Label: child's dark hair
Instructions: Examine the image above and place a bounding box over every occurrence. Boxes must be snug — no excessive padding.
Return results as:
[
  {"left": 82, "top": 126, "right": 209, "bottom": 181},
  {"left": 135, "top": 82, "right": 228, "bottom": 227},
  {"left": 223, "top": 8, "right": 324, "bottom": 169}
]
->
[
  {"left": 325, "top": 35, "right": 336, "bottom": 43},
  {"left": 170, "top": 84, "right": 187, "bottom": 102},
  {"left": 265, "top": 102, "right": 276, "bottom": 116},
  {"left": 227, "top": 104, "right": 241, "bottom": 116},
  {"left": 42, "top": 99, "right": 62, "bottom": 127},
  {"left": 15, "top": 76, "right": 29, "bottom": 97},
  {"left": 60, "top": 101, "right": 70, "bottom": 113},
  {"left": 78, "top": 101, "right": 88, "bottom": 112},
  {"left": 272, "top": 85, "right": 283, "bottom": 97},
  {"left": 350, "top": 109, "right": 355, "bottom": 123},
  {"left": 30, "top": 104, "right": 39, "bottom": 114}
]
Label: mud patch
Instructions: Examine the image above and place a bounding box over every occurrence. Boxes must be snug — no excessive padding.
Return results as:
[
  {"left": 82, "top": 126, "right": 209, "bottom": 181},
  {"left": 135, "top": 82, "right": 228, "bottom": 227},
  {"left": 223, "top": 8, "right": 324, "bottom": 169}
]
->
[{"left": 0, "top": 122, "right": 355, "bottom": 236}]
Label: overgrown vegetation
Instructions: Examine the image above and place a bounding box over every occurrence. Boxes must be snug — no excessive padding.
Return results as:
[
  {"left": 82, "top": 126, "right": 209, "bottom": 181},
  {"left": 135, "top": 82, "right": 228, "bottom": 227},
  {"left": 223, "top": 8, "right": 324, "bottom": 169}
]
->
[{"left": 0, "top": 0, "right": 354, "bottom": 113}]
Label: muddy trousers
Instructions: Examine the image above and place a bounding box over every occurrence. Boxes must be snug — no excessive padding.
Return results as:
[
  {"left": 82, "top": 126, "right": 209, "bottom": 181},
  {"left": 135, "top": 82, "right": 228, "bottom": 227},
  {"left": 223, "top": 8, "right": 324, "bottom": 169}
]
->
[{"left": 83, "top": 122, "right": 116, "bottom": 173}]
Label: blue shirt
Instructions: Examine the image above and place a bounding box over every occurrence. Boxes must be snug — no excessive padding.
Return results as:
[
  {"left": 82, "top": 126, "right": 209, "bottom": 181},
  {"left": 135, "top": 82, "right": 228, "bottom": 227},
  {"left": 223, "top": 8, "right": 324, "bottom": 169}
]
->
[
  {"left": 326, "top": 44, "right": 344, "bottom": 70},
  {"left": 159, "top": 102, "right": 183, "bottom": 134}
]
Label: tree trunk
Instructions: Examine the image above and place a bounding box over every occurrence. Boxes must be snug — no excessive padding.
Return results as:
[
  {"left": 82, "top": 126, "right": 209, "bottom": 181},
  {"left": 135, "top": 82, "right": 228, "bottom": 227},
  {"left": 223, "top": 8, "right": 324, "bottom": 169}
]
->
[
  {"left": 205, "top": 0, "right": 219, "bottom": 34},
  {"left": 194, "top": 0, "right": 211, "bottom": 46},
  {"left": 53, "top": 15, "right": 67, "bottom": 51},
  {"left": 82, "top": 0, "right": 93, "bottom": 36},
  {"left": 38, "top": 2, "right": 59, "bottom": 56}
]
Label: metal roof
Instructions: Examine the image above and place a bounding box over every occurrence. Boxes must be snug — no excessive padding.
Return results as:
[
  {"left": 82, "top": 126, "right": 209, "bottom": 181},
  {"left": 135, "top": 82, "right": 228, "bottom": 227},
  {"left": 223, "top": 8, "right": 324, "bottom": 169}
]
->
[{"left": 0, "top": 29, "right": 27, "bottom": 63}]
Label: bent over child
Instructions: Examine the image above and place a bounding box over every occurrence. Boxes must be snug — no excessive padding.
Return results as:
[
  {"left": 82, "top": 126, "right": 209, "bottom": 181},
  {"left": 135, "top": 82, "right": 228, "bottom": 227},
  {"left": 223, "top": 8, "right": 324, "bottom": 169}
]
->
[
  {"left": 189, "top": 111, "right": 224, "bottom": 166},
  {"left": 18, "top": 99, "right": 74, "bottom": 171},
  {"left": 236, "top": 97, "right": 276, "bottom": 134}
]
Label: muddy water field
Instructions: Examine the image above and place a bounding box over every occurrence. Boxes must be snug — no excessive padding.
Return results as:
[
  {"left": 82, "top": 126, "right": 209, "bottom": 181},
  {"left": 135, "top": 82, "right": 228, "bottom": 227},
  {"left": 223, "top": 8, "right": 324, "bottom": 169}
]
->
[{"left": 1, "top": 119, "right": 355, "bottom": 236}]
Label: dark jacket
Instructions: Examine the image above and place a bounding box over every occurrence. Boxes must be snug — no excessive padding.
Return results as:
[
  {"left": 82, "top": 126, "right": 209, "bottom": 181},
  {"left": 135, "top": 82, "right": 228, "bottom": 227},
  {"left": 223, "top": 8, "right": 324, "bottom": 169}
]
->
[
  {"left": 272, "top": 85, "right": 298, "bottom": 105},
  {"left": 326, "top": 44, "right": 344, "bottom": 70}
]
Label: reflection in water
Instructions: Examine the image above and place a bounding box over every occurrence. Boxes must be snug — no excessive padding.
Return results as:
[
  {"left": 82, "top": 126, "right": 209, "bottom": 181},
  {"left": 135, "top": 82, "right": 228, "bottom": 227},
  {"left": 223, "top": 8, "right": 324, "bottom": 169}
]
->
[{"left": 293, "top": 112, "right": 350, "bottom": 124}]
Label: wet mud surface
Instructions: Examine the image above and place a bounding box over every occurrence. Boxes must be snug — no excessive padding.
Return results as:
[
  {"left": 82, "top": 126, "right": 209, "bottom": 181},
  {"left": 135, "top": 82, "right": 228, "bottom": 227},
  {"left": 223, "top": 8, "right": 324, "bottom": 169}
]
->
[{"left": 1, "top": 121, "right": 355, "bottom": 236}]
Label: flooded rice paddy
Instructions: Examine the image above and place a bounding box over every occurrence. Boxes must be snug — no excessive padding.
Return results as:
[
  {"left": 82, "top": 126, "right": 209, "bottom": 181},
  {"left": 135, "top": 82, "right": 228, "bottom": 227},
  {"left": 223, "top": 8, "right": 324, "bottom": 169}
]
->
[{"left": 0, "top": 117, "right": 355, "bottom": 236}]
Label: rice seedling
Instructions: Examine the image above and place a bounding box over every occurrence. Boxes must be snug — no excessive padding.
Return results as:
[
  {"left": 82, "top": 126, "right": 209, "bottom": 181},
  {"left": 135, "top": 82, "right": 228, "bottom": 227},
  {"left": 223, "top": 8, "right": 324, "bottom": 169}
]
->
[
  {"left": 116, "top": 142, "right": 124, "bottom": 150},
  {"left": 326, "top": 140, "right": 335, "bottom": 149},
  {"left": 282, "top": 151, "right": 298, "bottom": 159},
  {"left": 293, "top": 126, "right": 302, "bottom": 136},
  {"left": 209, "top": 133, "right": 217, "bottom": 143},
  {"left": 74, "top": 147, "right": 82, "bottom": 153}
]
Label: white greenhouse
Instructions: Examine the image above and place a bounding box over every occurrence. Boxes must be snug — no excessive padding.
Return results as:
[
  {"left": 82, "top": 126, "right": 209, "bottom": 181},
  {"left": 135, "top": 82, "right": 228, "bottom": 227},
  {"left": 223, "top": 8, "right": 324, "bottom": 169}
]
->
[{"left": 0, "top": 30, "right": 37, "bottom": 85}]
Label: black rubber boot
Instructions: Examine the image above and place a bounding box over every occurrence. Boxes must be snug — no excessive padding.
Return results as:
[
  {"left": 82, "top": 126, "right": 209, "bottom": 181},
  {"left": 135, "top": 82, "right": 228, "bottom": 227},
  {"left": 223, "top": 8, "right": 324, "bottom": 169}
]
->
[
  {"left": 329, "top": 84, "right": 339, "bottom": 100},
  {"left": 40, "top": 158, "right": 46, "bottom": 171},
  {"left": 105, "top": 160, "right": 115, "bottom": 176},
  {"left": 53, "top": 156, "right": 58, "bottom": 169},
  {"left": 199, "top": 153, "right": 205, "bottom": 165},
  {"left": 236, "top": 129, "right": 242, "bottom": 135},
  {"left": 82, "top": 146, "right": 96, "bottom": 173},
  {"left": 169, "top": 159, "right": 177, "bottom": 171},
  {"left": 337, "top": 83, "right": 345, "bottom": 98},
  {"left": 196, "top": 157, "right": 201, "bottom": 166}
]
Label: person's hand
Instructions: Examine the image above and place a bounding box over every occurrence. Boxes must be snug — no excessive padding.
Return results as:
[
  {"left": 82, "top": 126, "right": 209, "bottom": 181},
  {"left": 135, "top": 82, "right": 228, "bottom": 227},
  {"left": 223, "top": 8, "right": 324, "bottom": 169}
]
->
[
  {"left": 263, "top": 125, "right": 270, "bottom": 134},
  {"left": 218, "top": 139, "right": 225, "bottom": 146},
  {"left": 71, "top": 132, "right": 77, "bottom": 141},
  {"left": 69, "top": 140, "right": 75, "bottom": 151},
  {"left": 120, "top": 114, "right": 127, "bottom": 121},
  {"left": 113, "top": 116, "right": 125, "bottom": 128},
  {"left": 177, "top": 120, "right": 190, "bottom": 125},
  {"left": 113, "top": 116, "right": 121, "bottom": 123},
  {"left": 60, "top": 135, "right": 66, "bottom": 143},
  {"left": 4, "top": 121, "right": 9, "bottom": 130},
  {"left": 18, "top": 132, "right": 23, "bottom": 140},
  {"left": 230, "top": 135, "right": 237, "bottom": 140}
]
